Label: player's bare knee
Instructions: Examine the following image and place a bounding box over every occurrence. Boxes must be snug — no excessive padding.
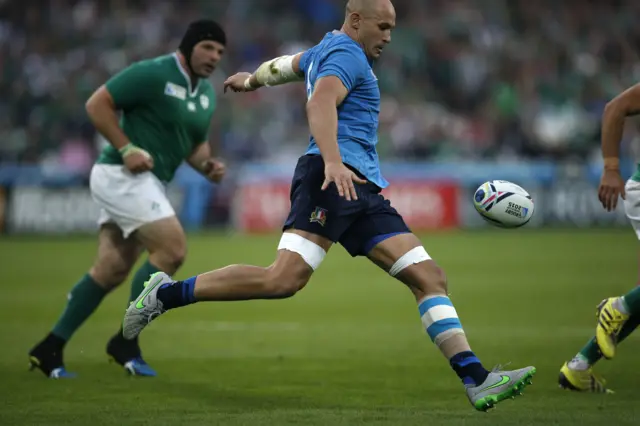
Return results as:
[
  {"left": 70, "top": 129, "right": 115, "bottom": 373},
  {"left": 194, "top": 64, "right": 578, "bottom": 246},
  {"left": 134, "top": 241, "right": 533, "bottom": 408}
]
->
[
  {"left": 261, "top": 233, "right": 326, "bottom": 298},
  {"left": 411, "top": 262, "right": 448, "bottom": 298},
  {"left": 152, "top": 244, "right": 187, "bottom": 274},
  {"left": 395, "top": 261, "right": 448, "bottom": 300},
  {"left": 137, "top": 217, "right": 187, "bottom": 274},
  {"left": 388, "top": 246, "right": 447, "bottom": 298},
  {"left": 90, "top": 256, "right": 132, "bottom": 290},
  {"left": 264, "top": 265, "right": 310, "bottom": 299}
]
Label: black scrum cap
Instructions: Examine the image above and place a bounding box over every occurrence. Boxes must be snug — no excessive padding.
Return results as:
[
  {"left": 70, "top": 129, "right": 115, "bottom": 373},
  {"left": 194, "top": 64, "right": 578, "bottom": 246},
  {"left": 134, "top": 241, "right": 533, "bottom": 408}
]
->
[{"left": 178, "top": 19, "right": 226, "bottom": 67}]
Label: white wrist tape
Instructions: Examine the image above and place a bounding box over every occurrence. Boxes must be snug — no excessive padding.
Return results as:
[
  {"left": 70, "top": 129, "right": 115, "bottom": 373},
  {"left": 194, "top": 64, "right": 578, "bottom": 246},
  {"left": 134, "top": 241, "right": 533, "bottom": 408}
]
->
[
  {"left": 119, "top": 143, "right": 150, "bottom": 159},
  {"left": 254, "top": 55, "right": 303, "bottom": 87}
]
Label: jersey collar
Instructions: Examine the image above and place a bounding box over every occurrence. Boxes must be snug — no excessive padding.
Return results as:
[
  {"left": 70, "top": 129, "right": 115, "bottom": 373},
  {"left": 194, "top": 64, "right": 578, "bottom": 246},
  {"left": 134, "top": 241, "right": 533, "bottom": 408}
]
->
[
  {"left": 172, "top": 52, "right": 200, "bottom": 97},
  {"left": 331, "top": 31, "right": 375, "bottom": 67}
]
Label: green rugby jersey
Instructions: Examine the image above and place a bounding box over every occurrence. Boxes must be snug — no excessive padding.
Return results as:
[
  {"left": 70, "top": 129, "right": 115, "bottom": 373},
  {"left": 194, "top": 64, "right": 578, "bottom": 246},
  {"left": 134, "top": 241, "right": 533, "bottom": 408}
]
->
[
  {"left": 96, "top": 53, "right": 216, "bottom": 182},
  {"left": 632, "top": 164, "right": 640, "bottom": 182}
]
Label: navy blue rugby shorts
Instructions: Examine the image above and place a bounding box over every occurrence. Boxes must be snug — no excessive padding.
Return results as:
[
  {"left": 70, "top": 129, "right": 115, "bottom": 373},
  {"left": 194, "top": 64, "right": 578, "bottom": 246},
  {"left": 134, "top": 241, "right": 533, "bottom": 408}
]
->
[{"left": 282, "top": 154, "right": 411, "bottom": 257}]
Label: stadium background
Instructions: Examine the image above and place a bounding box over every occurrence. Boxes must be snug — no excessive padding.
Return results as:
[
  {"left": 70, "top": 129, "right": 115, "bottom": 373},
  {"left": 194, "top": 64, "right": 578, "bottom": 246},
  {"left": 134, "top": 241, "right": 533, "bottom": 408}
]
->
[{"left": 1, "top": 1, "right": 639, "bottom": 425}]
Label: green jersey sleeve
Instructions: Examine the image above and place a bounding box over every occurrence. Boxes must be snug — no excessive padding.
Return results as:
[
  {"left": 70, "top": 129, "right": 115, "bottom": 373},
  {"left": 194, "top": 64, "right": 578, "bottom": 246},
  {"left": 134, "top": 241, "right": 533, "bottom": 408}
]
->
[{"left": 105, "top": 61, "right": 160, "bottom": 110}]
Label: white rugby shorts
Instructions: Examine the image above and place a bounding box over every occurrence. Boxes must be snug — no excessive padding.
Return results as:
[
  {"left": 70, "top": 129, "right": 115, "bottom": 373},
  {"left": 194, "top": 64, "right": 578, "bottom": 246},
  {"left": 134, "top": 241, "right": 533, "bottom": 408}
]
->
[
  {"left": 90, "top": 164, "right": 175, "bottom": 238},
  {"left": 624, "top": 179, "right": 640, "bottom": 240}
]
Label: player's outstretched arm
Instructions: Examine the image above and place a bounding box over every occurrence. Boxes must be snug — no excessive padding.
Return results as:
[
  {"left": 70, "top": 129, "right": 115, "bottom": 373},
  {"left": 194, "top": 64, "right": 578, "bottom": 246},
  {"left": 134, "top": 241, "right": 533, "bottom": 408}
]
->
[
  {"left": 307, "top": 76, "right": 366, "bottom": 201},
  {"left": 223, "top": 52, "right": 305, "bottom": 93},
  {"left": 598, "top": 83, "right": 640, "bottom": 210},
  {"left": 187, "top": 141, "right": 226, "bottom": 183}
]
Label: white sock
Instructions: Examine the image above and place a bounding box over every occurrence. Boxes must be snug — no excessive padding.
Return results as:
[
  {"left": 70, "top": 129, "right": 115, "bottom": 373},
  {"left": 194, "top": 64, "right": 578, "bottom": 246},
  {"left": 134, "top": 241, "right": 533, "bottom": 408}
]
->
[
  {"left": 567, "top": 354, "right": 589, "bottom": 371},
  {"left": 615, "top": 297, "right": 630, "bottom": 315}
]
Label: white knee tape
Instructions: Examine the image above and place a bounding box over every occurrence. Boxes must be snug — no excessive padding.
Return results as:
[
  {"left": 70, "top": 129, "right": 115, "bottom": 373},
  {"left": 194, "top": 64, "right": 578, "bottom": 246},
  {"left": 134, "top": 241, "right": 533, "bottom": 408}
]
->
[
  {"left": 277, "top": 233, "right": 326, "bottom": 271},
  {"left": 389, "top": 246, "right": 431, "bottom": 277}
]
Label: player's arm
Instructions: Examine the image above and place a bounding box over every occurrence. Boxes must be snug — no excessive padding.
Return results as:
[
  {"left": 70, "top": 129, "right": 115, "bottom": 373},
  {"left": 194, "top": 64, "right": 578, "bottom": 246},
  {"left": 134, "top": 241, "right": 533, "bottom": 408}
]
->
[
  {"left": 245, "top": 52, "right": 305, "bottom": 89},
  {"left": 187, "top": 141, "right": 226, "bottom": 183},
  {"left": 306, "top": 77, "right": 347, "bottom": 165},
  {"left": 598, "top": 84, "right": 639, "bottom": 210},
  {"left": 306, "top": 75, "right": 366, "bottom": 201},
  {"left": 602, "top": 83, "right": 640, "bottom": 169},
  {"left": 85, "top": 86, "right": 132, "bottom": 153},
  {"left": 223, "top": 52, "right": 305, "bottom": 93},
  {"left": 86, "top": 64, "right": 154, "bottom": 172}
]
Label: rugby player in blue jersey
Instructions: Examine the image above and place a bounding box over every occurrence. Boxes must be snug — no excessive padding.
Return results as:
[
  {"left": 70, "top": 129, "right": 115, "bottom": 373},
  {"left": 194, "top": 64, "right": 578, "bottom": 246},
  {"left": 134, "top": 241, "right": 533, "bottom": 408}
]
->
[{"left": 122, "top": 0, "right": 536, "bottom": 411}]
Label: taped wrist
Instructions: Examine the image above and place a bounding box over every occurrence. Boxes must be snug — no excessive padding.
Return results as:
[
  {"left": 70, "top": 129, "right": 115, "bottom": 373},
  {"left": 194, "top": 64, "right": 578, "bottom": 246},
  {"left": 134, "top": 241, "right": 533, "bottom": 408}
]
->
[
  {"left": 119, "top": 143, "right": 149, "bottom": 158},
  {"left": 253, "top": 55, "right": 303, "bottom": 87}
]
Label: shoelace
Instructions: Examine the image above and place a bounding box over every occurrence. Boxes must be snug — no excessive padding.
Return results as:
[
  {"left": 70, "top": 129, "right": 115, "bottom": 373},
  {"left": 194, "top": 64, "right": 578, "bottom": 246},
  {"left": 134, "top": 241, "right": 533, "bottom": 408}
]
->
[{"left": 490, "top": 361, "right": 511, "bottom": 373}]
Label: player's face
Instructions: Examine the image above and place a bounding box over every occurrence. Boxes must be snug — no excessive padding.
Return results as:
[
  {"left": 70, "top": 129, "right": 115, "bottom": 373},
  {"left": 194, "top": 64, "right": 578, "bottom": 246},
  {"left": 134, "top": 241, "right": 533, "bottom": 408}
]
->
[
  {"left": 191, "top": 40, "right": 225, "bottom": 78},
  {"left": 358, "top": 3, "right": 395, "bottom": 59}
]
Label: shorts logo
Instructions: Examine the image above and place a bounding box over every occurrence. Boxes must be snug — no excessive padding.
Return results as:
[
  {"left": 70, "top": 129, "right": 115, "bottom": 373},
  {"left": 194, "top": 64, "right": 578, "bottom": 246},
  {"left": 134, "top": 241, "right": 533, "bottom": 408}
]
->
[{"left": 310, "top": 207, "right": 328, "bottom": 226}]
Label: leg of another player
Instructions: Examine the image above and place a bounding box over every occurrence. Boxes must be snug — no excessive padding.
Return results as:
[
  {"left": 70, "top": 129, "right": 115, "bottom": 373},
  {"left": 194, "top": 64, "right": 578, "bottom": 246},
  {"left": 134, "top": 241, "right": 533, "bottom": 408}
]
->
[
  {"left": 122, "top": 230, "right": 332, "bottom": 339},
  {"left": 560, "top": 314, "right": 640, "bottom": 393},
  {"left": 103, "top": 215, "right": 188, "bottom": 376},
  {"left": 367, "top": 232, "right": 535, "bottom": 411},
  {"left": 595, "top": 187, "right": 640, "bottom": 359},
  {"left": 560, "top": 267, "right": 640, "bottom": 394},
  {"left": 595, "top": 284, "right": 640, "bottom": 359},
  {"left": 29, "top": 224, "right": 142, "bottom": 378},
  {"left": 129, "top": 216, "right": 188, "bottom": 313}
]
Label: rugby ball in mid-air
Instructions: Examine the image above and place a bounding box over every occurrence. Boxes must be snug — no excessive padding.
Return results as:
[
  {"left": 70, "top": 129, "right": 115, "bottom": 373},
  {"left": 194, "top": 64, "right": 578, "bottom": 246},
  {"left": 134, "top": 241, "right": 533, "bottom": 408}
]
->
[{"left": 473, "top": 180, "right": 534, "bottom": 228}]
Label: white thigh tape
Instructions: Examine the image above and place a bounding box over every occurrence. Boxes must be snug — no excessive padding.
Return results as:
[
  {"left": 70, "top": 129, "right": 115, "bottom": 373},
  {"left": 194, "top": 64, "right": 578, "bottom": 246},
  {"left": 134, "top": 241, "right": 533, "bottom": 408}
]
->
[
  {"left": 277, "top": 233, "right": 326, "bottom": 271},
  {"left": 389, "top": 246, "right": 431, "bottom": 277}
]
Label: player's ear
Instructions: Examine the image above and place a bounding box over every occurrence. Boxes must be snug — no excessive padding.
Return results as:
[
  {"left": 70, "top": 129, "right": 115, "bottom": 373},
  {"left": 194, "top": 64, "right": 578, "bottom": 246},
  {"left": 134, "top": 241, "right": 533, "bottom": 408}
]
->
[{"left": 349, "top": 12, "right": 361, "bottom": 29}]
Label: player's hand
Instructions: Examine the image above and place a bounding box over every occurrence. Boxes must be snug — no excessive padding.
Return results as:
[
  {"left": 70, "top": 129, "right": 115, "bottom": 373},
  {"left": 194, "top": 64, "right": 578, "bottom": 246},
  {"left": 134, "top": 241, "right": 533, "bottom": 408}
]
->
[
  {"left": 202, "top": 157, "right": 226, "bottom": 183},
  {"left": 598, "top": 169, "right": 626, "bottom": 212},
  {"left": 123, "top": 150, "right": 153, "bottom": 174},
  {"left": 224, "top": 72, "right": 256, "bottom": 93},
  {"left": 322, "top": 162, "right": 367, "bottom": 201}
]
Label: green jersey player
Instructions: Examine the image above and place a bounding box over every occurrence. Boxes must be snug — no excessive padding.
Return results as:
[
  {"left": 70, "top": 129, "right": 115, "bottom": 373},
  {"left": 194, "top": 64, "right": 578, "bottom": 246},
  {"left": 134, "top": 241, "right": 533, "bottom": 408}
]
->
[
  {"left": 559, "top": 82, "right": 640, "bottom": 393},
  {"left": 28, "top": 20, "right": 228, "bottom": 378}
]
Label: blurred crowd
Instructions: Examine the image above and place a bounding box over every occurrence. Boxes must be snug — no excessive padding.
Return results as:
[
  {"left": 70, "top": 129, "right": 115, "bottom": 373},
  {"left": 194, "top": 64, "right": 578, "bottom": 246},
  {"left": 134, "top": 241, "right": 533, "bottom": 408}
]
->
[{"left": 2, "top": 0, "right": 640, "bottom": 174}]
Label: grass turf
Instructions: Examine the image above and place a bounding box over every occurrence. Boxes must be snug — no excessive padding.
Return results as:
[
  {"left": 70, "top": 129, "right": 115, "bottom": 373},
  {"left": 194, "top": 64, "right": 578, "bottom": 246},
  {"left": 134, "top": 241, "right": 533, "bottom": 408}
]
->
[{"left": 0, "top": 228, "right": 638, "bottom": 425}]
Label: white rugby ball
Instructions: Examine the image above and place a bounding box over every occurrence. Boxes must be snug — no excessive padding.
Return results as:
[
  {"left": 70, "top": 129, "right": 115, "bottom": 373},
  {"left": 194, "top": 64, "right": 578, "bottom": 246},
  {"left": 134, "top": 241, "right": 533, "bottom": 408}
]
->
[{"left": 473, "top": 180, "right": 534, "bottom": 228}]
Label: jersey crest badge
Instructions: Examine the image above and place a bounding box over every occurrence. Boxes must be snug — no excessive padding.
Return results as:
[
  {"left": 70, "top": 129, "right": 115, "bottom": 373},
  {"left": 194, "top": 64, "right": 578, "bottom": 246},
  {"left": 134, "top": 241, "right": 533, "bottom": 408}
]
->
[
  {"left": 199, "top": 94, "right": 209, "bottom": 109},
  {"left": 164, "top": 82, "right": 186, "bottom": 100},
  {"left": 310, "top": 207, "right": 328, "bottom": 227}
]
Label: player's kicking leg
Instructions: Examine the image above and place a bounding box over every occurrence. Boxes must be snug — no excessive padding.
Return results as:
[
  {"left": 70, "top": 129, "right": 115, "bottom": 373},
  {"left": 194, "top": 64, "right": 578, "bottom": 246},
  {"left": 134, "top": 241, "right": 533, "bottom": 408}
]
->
[
  {"left": 362, "top": 232, "right": 534, "bottom": 411},
  {"left": 123, "top": 229, "right": 331, "bottom": 338},
  {"left": 28, "top": 224, "right": 143, "bottom": 378}
]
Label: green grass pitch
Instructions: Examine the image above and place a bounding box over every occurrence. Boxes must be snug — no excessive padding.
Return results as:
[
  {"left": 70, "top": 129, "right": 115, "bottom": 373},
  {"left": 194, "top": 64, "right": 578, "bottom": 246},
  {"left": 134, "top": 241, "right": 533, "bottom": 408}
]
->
[{"left": 0, "top": 229, "right": 638, "bottom": 425}]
